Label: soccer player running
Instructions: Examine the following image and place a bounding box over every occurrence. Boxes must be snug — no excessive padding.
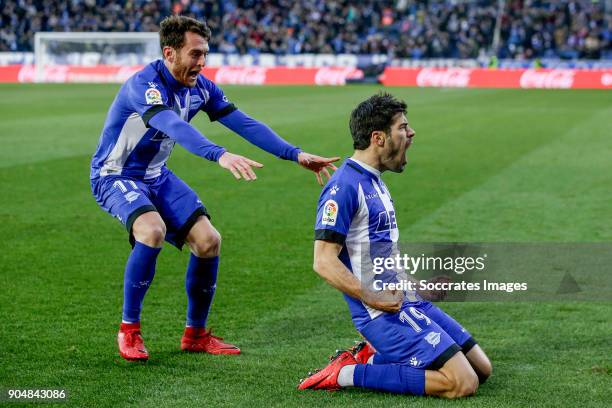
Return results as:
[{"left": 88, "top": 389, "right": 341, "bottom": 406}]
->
[
  {"left": 90, "top": 16, "right": 338, "bottom": 361},
  {"left": 298, "top": 93, "right": 492, "bottom": 398}
]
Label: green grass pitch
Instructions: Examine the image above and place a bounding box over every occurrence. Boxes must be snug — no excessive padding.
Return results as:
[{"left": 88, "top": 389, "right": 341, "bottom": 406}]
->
[{"left": 0, "top": 84, "right": 610, "bottom": 407}]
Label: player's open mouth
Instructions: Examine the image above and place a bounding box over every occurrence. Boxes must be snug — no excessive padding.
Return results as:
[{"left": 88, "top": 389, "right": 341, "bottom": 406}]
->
[{"left": 188, "top": 70, "right": 200, "bottom": 80}]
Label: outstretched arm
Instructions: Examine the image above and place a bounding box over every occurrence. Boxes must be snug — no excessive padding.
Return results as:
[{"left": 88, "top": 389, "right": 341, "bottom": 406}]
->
[
  {"left": 218, "top": 109, "right": 301, "bottom": 161},
  {"left": 219, "top": 109, "right": 339, "bottom": 185},
  {"left": 148, "top": 110, "right": 263, "bottom": 181}
]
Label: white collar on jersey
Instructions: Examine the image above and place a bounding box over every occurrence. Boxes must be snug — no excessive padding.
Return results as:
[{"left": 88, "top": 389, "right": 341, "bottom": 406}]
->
[{"left": 349, "top": 158, "right": 381, "bottom": 178}]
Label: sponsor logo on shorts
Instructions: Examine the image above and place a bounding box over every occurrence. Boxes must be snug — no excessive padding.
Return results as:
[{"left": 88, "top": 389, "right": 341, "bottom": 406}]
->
[
  {"left": 410, "top": 356, "right": 420, "bottom": 367},
  {"left": 124, "top": 191, "right": 140, "bottom": 203},
  {"left": 145, "top": 88, "right": 163, "bottom": 105},
  {"left": 425, "top": 331, "right": 441, "bottom": 348},
  {"left": 322, "top": 199, "right": 338, "bottom": 226}
]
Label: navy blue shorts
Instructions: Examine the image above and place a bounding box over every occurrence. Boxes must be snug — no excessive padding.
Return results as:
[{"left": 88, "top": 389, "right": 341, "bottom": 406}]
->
[
  {"left": 91, "top": 168, "right": 209, "bottom": 249},
  {"left": 359, "top": 301, "right": 475, "bottom": 370}
]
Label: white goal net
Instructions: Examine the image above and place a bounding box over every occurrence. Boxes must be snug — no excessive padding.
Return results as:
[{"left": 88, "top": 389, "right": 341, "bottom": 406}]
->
[{"left": 33, "top": 32, "right": 160, "bottom": 83}]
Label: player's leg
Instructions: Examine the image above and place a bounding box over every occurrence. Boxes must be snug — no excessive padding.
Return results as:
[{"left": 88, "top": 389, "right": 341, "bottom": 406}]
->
[
  {"left": 181, "top": 216, "right": 240, "bottom": 354},
  {"left": 355, "top": 307, "right": 478, "bottom": 398},
  {"left": 124, "top": 211, "right": 165, "bottom": 323},
  {"left": 184, "top": 214, "right": 222, "bottom": 328},
  {"left": 300, "top": 343, "right": 478, "bottom": 398},
  {"left": 464, "top": 345, "right": 492, "bottom": 383},
  {"left": 151, "top": 170, "right": 239, "bottom": 354},
  {"left": 426, "top": 352, "right": 479, "bottom": 398},
  {"left": 92, "top": 176, "right": 164, "bottom": 361},
  {"left": 421, "top": 302, "right": 492, "bottom": 383},
  {"left": 300, "top": 303, "right": 479, "bottom": 398}
]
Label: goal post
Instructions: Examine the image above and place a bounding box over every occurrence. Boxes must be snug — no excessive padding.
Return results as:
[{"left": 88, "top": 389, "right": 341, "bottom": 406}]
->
[{"left": 33, "top": 32, "right": 161, "bottom": 83}]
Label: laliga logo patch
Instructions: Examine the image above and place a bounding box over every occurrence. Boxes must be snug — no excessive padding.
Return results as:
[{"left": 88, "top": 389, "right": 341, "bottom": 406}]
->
[
  {"left": 424, "top": 331, "right": 441, "bottom": 348},
  {"left": 322, "top": 199, "right": 338, "bottom": 226},
  {"left": 145, "top": 88, "right": 163, "bottom": 105}
]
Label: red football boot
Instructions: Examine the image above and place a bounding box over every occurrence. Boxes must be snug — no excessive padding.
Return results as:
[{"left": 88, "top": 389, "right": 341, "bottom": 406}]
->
[
  {"left": 181, "top": 327, "right": 240, "bottom": 355},
  {"left": 117, "top": 322, "right": 149, "bottom": 361},
  {"left": 350, "top": 340, "right": 376, "bottom": 364},
  {"left": 298, "top": 350, "right": 357, "bottom": 391}
]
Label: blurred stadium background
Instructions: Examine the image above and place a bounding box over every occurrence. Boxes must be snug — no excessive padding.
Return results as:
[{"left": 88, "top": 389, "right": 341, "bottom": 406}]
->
[
  {"left": 0, "top": 0, "right": 611, "bottom": 86},
  {"left": 0, "top": 1, "right": 610, "bottom": 407}
]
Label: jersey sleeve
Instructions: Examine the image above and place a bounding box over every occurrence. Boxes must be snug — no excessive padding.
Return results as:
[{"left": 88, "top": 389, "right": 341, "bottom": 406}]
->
[
  {"left": 126, "top": 76, "right": 172, "bottom": 127},
  {"left": 315, "top": 181, "right": 359, "bottom": 245},
  {"left": 200, "top": 79, "right": 237, "bottom": 121}
]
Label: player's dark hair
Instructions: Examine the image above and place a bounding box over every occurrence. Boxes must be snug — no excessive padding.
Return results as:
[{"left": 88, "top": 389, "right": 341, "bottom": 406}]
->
[
  {"left": 350, "top": 93, "right": 407, "bottom": 150},
  {"left": 159, "top": 15, "right": 211, "bottom": 51}
]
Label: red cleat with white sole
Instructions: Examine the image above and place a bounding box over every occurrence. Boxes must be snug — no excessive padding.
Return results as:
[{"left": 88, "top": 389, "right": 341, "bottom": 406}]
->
[
  {"left": 118, "top": 322, "right": 149, "bottom": 361},
  {"left": 181, "top": 327, "right": 241, "bottom": 355},
  {"left": 350, "top": 340, "right": 376, "bottom": 364},
  {"left": 298, "top": 350, "right": 357, "bottom": 391}
]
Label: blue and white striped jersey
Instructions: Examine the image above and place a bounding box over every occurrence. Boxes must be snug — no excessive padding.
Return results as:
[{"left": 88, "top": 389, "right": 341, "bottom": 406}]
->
[
  {"left": 90, "top": 59, "right": 235, "bottom": 180},
  {"left": 315, "top": 158, "right": 401, "bottom": 329}
]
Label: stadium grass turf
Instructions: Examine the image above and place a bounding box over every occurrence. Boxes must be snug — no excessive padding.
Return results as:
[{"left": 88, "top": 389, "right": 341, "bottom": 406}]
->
[{"left": 0, "top": 84, "right": 610, "bottom": 407}]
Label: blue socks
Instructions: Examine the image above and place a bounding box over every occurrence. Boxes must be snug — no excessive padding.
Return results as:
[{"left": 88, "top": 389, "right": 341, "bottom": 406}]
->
[
  {"left": 122, "top": 242, "right": 161, "bottom": 323},
  {"left": 353, "top": 363, "right": 426, "bottom": 395},
  {"left": 121, "top": 246, "right": 218, "bottom": 327},
  {"left": 185, "top": 255, "right": 219, "bottom": 327}
]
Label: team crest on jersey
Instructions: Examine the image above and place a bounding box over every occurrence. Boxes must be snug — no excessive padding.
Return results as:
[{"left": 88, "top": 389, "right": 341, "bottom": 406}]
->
[
  {"left": 424, "top": 331, "right": 441, "bottom": 348},
  {"left": 145, "top": 87, "right": 163, "bottom": 105},
  {"left": 322, "top": 199, "right": 338, "bottom": 226},
  {"left": 189, "top": 94, "right": 203, "bottom": 110}
]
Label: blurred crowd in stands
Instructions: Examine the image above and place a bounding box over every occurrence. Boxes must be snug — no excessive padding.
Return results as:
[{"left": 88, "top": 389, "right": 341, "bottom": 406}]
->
[{"left": 1, "top": 0, "right": 610, "bottom": 59}]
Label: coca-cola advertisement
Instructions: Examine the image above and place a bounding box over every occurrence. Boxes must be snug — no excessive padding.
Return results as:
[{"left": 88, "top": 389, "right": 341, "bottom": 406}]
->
[
  {"left": 0, "top": 65, "right": 609, "bottom": 89},
  {"left": 416, "top": 68, "right": 472, "bottom": 88},
  {"left": 380, "top": 68, "right": 611, "bottom": 90},
  {"left": 0, "top": 65, "right": 364, "bottom": 85}
]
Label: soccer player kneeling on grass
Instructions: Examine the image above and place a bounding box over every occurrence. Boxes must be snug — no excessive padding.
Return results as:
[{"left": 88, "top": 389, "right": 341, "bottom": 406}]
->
[
  {"left": 90, "top": 16, "right": 338, "bottom": 362},
  {"left": 298, "top": 93, "right": 492, "bottom": 398}
]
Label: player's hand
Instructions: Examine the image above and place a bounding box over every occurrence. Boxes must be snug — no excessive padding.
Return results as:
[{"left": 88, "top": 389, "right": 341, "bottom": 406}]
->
[
  {"left": 218, "top": 152, "right": 264, "bottom": 181},
  {"left": 297, "top": 152, "right": 340, "bottom": 186},
  {"left": 362, "top": 289, "right": 403, "bottom": 313}
]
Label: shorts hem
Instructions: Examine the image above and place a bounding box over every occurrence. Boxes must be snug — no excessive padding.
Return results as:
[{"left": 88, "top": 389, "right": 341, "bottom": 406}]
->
[
  {"left": 461, "top": 337, "right": 477, "bottom": 354},
  {"left": 126, "top": 205, "right": 157, "bottom": 233},
  {"left": 127, "top": 205, "right": 157, "bottom": 248},
  {"left": 171, "top": 207, "right": 210, "bottom": 250},
  {"left": 426, "top": 343, "right": 462, "bottom": 370}
]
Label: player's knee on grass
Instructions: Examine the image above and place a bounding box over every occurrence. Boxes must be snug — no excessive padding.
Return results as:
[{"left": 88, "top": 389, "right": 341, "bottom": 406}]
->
[
  {"left": 477, "top": 358, "right": 492, "bottom": 384},
  {"left": 132, "top": 212, "right": 166, "bottom": 248},
  {"left": 465, "top": 345, "right": 493, "bottom": 383},
  {"left": 452, "top": 370, "right": 479, "bottom": 398},
  {"left": 436, "top": 353, "right": 479, "bottom": 398},
  {"left": 187, "top": 219, "right": 221, "bottom": 258}
]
